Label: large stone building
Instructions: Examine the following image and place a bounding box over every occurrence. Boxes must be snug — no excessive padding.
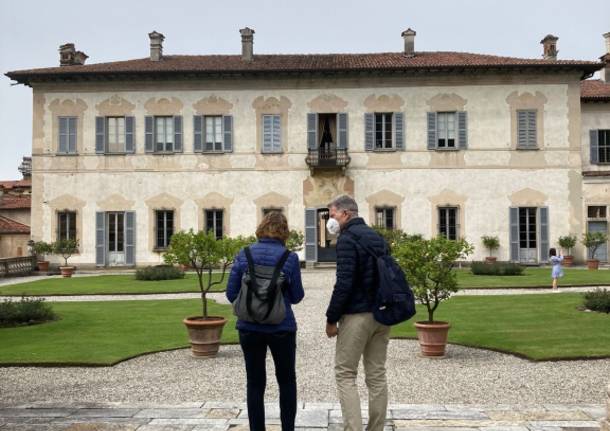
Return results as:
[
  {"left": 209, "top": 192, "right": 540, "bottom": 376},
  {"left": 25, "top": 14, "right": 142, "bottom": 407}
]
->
[{"left": 5, "top": 29, "right": 610, "bottom": 268}]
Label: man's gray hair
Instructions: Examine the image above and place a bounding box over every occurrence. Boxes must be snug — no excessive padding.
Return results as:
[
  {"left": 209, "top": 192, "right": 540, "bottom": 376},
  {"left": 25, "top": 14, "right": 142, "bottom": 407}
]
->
[{"left": 328, "top": 195, "right": 358, "bottom": 216}]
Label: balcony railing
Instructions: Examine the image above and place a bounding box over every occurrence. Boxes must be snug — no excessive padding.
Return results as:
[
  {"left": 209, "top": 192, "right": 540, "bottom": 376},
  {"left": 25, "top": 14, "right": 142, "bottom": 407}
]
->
[
  {"left": 0, "top": 255, "right": 37, "bottom": 278},
  {"left": 305, "top": 145, "right": 350, "bottom": 172}
]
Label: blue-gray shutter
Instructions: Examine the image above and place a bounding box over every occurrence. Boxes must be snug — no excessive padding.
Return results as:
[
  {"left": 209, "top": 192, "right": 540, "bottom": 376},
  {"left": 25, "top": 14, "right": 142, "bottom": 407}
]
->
[
  {"left": 272, "top": 115, "right": 281, "bottom": 152},
  {"left": 68, "top": 117, "right": 77, "bottom": 153},
  {"left": 173, "top": 116, "right": 183, "bottom": 152},
  {"left": 263, "top": 115, "right": 273, "bottom": 153},
  {"left": 509, "top": 207, "right": 519, "bottom": 262},
  {"left": 304, "top": 208, "right": 318, "bottom": 262},
  {"left": 223, "top": 115, "right": 233, "bottom": 152},
  {"left": 590, "top": 130, "right": 599, "bottom": 164},
  {"left": 95, "top": 117, "right": 105, "bottom": 154},
  {"left": 527, "top": 110, "right": 536, "bottom": 147},
  {"left": 145, "top": 116, "right": 154, "bottom": 152},
  {"left": 125, "top": 211, "right": 135, "bottom": 266},
  {"left": 307, "top": 113, "right": 318, "bottom": 151},
  {"left": 125, "top": 116, "right": 135, "bottom": 153},
  {"left": 458, "top": 111, "right": 468, "bottom": 149},
  {"left": 539, "top": 207, "right": 549, "bottom": 263},
  {"left": 427, "top": 112, "right": 437, "bottom": 150},
  {"left": 95, "top": 212, "right": 105, "bottom": 267},
  {"left": 394, "top": 112, "right": 404, "bottom": 150},
  {"left": 364, "top": 113, "right": 374, "bottom": 151},
  {"left": 59, "top": 117, "right": 68, "bottom": 153},
  {"left": 517, "top": 110, "right": 528, "bottom": 148},
  {"left": 337, "top": 113, "right": 348, "bottom": 150},
  {"left": 194, "top": 116, "right": 203, "bottom": 152}
]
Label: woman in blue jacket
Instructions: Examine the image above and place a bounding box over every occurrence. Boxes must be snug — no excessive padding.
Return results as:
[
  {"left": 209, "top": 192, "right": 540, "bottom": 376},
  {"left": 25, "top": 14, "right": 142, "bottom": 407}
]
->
[{"left": 226, "top": 211, "right": 304, "bottom": 431}]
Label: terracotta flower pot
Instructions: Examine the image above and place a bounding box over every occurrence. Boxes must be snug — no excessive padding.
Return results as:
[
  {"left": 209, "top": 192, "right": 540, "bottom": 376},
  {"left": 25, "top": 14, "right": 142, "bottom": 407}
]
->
[
  {"left": 183, "top": 316, "right": 227, "bottom": 357},
  {"left": 587, "top": 259, "right": 600, "bottom": 270},
  {"left": 59, "top": 266, "right": 74, "bottom": 278},
  {"left": 414, "top": 321, "right": 451, "bottom": 357},
  {"left": 485, "top": 256, "right": 497, "bottom": 264},
  {"left": 563, "top": 255, "right": 574, "bottom": 267},
  {"left": 37, "top": 261, "right": 50, "bottom": 272}
]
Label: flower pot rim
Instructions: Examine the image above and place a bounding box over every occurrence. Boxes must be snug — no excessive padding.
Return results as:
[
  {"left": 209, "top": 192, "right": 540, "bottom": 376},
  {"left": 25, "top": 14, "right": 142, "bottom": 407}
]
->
[
  {"left": 414, "top": 321, "right": 451, "bottom": 328},
  {"left": 183, "top": 316, "right": 228, "bottom": 326},
  {"left": 59, "top": 266, "right": 75, "bottom": 269}
]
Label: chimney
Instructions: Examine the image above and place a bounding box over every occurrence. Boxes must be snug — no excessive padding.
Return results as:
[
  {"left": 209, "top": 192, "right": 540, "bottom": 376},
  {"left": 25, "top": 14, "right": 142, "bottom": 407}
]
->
[
  {"left": 240, "top": 27, "right": 255, "bottom": 62},
  {"left": 601, "top": 32, "right": 610, "bottom": 82},
  {"left": 149, "top": 31, "right": 165, "bottom": 62},
  {"left": 540, "top": 34, "right": 559, "bottom": 60},
  {"left": 59, "top": 43, "right": 76, "bottom": 66},
  {"left": 73, "top": 51, "right": 89, "bottom": 66},
  {"left": 401, "top": 28, "right": 416, "bottom": 57}
]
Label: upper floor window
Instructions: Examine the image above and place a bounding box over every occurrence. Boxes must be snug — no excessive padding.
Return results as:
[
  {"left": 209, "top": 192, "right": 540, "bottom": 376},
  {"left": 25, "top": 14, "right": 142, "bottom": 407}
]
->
[
  {"left": 437, "top": 112, "right": 456, "bottom": 149},
  {"left": 96, "top": 116, "right": 135, "bottom": 154},
  {"left": 194, "top": 115, "right": 233, "bottom": 153},
  {"left": 517, "top": 110, "right": 537, "bottom": 149},
  {"left": 145, "top": 116, "right": 182, "bottom": 153},
  {"left": 590, "top": 130, "right": 610, "bottom": 164},
  {"left": 262, "top": 114, "right": 282, "bottom": 153},
  {"left": 588, "top": 205, "right": 607, "bottom": 219},
  {"left": 427, "top": 111, "right": 467, "bottom": 150},
  {"left": 438, "top": 206, "right": 459, "bottom": 240},
  {"left": 205, "top": 209, "right": 224, "bottom": 240},
  {"left": 155, "top": 210, "right": 174, "bottom": 249},
  {"left": 364, "top": 112, "right": 404, "bottom": 151},
  {"left": 375, "top": 113, "right": 393, "bottom": 149},
  {"left": 375, "top": 207, "right": 395, "bottom": 230},
  {"left": 58, "top": 117, "right": 77, "bottom": 154},
  {"left": 57, "top": 211, "right": 77, "bottom": 241}
]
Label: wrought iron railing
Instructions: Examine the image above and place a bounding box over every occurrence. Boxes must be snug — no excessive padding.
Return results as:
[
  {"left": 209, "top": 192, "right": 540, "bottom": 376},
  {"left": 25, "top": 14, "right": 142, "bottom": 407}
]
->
[{"left": 305, "top": 146, "right": 350, "bottom": 169}]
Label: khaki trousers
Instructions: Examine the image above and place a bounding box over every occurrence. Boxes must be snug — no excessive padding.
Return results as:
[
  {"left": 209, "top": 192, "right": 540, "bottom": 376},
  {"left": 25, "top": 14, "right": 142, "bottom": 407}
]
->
[{"left": 335, "top": 312, "right": 390, "bottom": 431}]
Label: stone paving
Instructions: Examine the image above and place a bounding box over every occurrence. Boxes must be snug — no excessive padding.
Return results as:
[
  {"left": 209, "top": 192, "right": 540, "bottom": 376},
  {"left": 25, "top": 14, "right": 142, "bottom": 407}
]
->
[{"left": 0, "top": 401, "right": 605, "bottom": 430}]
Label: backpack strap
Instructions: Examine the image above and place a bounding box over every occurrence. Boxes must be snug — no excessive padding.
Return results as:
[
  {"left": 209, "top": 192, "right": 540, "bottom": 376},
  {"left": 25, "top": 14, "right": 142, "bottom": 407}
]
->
[
  {"left": 343, "top": 230, "right": 383, "bottom": 259},
  {"left": 262, "top": 249, "right": 291, "bottom": 321},
  {"left": 243, "top": 247, "right": 258, "bottom": 321}
]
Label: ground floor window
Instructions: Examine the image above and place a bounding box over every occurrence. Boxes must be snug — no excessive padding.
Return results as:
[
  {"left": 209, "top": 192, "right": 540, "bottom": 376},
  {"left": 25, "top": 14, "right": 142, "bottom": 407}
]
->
[
  {"left": 155, "top": 210, "right": 174, "bottom": 249},
  {"left": 438, "top": 207, "right": 458, "bottom": 240},
  {"left": 57, "top": 211, "right": 76, "bottom": 241},
  {"left": 375, "top": 207, "right": 395, "bottom": 229},
  {"left": 262, "top": 207, "right": 283, "bottom": 216},
  {"left": 587, "top": 205, "right": 607, "bottom": 219},
  {"left": 205, "top": 209, "right": 224, "bottom": 240}
]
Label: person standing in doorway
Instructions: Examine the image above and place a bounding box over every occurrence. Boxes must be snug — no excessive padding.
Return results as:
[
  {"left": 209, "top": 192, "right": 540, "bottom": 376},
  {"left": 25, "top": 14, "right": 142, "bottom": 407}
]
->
[{"left": 325, "top": 195, "right": 390, "bottom": 431}]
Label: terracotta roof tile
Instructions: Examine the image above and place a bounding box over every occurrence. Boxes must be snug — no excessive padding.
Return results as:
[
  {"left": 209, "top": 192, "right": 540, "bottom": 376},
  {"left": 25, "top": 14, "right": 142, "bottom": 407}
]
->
[
  {"left": 0, "top": 215, "right": 30, "bottom": 234},
  {"left": 0, "top": 179, "right": 31, "bottom": 190},
  {"left": 0, "top": 195, "right": 31, "bottom": 209},
  {"left": 581, "top": 79, "right": 610, "bottom": 101},
  {"left": 6, "top": 52, "right": 603, "bottom": 85}
]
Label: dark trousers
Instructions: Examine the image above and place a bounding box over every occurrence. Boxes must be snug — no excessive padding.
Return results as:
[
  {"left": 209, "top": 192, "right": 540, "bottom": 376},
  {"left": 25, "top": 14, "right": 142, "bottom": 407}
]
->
[{"left": 239, "top": 330, "right": 297, "bottom": 431}]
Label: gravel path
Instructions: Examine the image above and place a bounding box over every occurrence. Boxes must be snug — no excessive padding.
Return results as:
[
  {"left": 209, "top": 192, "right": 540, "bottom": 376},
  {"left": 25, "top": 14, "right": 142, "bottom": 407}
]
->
[{"left": 1, "top": 271, "right": 610, "bottom": 406}]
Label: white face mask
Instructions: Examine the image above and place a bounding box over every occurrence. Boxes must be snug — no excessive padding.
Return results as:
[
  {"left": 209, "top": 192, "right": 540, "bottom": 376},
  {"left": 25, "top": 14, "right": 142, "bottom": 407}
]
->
[{"left": 326, "top": 217, "right": 341, "bottom": 235}]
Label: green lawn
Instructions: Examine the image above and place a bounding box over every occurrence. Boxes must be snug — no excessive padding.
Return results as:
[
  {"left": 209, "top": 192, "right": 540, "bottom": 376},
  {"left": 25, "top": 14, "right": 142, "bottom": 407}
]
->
[
  {"left": 0, "top": 273, "right": 228, "bottom": 296},
  {"left": 391, "top": 293, "right": 610, "bottom": 360},
  {"left": 456, "top": 267, "right": 610, "bottom": 288},
  {"left": 0, "top": 299, "right": 237, "bottom": 366},
  {"left": 0, "top": 294, "right": 608, "bottom": 365}
]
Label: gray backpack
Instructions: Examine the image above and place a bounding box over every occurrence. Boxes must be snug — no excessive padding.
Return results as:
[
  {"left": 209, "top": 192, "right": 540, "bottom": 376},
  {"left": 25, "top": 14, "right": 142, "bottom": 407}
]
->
[{"left": 233, "top": 247, "right": 290, "bottom": 325}]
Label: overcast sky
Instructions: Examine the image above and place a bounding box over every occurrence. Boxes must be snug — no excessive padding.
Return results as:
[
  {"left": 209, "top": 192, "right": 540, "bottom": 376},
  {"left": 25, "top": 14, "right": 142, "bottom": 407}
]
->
[{"left": 1, "top": 0, "right": 609, "bottom": 180}]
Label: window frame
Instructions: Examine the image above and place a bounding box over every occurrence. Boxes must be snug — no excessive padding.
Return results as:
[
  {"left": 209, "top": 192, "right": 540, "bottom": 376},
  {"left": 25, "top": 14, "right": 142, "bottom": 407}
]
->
[
  {"left": 203, "top": 115, "right": 224, "bottom": 153},
  {"left": 597, "top": 130, "right": 610, "bottom": 164},
  {"left": 57, "top": 211, "right": 77, "bottom": 242},
  {"left": 205, "top": 209, "right": 224, "bottom": 240},
  {"left": 58, "top": 116, "right": 78, "bottom": 154},
  {"left": 374, "top": 206, "right": 395, "bottom": 230},
  {"left": 587, "top": 205, "right": 608, "bottom": 220},
  {"left": 106, "top": 116, "right": 127, "bottom": 154},
  {"left": 154, "top": 209, "right": 174, "bottom": 250},
  {"left": 374, "top": 112, "right": 395, "bottom": 151},
  {"left": 154, "top": 116, "right": 175, "bottom": 153},
  {"left": 516, "top": 109, "right": 538, "bottom": 150},
  {"left": 436, "top": 112, "right": 457, "bottom": 150},
  {"left": 438, "top": 206, "right": 459, "bottom": 240},
  {"left": 262, "top": 114, "right": 282, "bottom": 154}
]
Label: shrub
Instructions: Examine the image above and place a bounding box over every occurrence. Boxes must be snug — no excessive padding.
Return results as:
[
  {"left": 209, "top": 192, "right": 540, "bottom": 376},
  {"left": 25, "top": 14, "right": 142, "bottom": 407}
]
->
[
  {"left": 583, "top": 288, "right": 610, "bottom": 313},
  {"left": 481, "top": 235, "right": 500, "bottom": 257},
  {"left": 471, "top": 261, "right": 524, "bottom": 276},
  {"left": 0, "top": 297, "right": 58, "bottom": 327},
  {"left": 286, "top": 230, "right": 304, "bottom": 252},
  {"left": 30, "top": 241, "right": 53, "bottom": 260},
  {"left": 558, "top": 235, "right": 577, "bottom": 255},
  {"left": 135, "top": 265, "right": 185, "bottom": 281}
]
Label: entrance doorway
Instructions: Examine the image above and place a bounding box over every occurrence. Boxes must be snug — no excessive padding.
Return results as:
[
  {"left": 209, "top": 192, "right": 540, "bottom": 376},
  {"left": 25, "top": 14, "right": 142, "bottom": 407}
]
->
[{"left": 107, "top": 212, "right": 125, "bottom": 266}]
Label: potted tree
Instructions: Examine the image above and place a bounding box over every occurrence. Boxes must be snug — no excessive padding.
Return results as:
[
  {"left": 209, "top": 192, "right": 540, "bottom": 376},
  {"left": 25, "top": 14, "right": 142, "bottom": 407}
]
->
[
  {"left": 31, "top": 240, "right": 53, "bottom": 272},
  {"left": 53, "top": 239, "right": 79, "bottom": 278},
  {"left": 558, "top": 235, "right": 577, "bottom": 267},
  {"left": 393, "top": 235, "right": 473, "bottom": 357},
  {"left": 163, "top": 230, "right": 250, "bottom": 357},
  {"left": 481, "top": 235, "right": 500, "bottom": 263},
  {"left": 582, "top": 232, "right": 608, "bottom": 270}
]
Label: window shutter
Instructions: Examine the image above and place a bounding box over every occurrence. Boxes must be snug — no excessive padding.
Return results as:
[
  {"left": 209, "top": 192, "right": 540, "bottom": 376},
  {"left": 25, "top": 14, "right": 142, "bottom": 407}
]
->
[
  {"left": 364, "top": 113, "right": 374, "bottom": 151},
  {"left": 539, "top": 207, "right": 549, "bottom": 263},
  {"left": 68, "top": 117, "right": 77, "bottom": 153},
  {"left": 263, "top": 115, "right": 273, "bottom": 153},
  {"left": 145, "top": 116, "right": 154, "bottom": 152},
  {"left": 95, "top": 212, "right": 105, "bottom": 267},
  {"left": 223, "top": 115, "right": 233, "bottom": 152},
  {"left": 125, "top": 116, "right": 135, "bottom": 153},
  {"left": 307, "top": 113, "right": 318, "bottom": 151},
  {"left": 458, "top": 111, "right": 468, "bottom": 149},
  {"left": 427, "top": 112, "right": 437, "bottom": 150},
  {"left": 272, "top": 115, "right": 281, "bottom": 152},
  {"left": 95, "top": 117, "right": 105, "bottom": 154},
  {"left": 59, "top": 117, "right": 68, "bottom": 153},
  {"left": 173, "top": 116, "right": 183, "bottom": 152},
  {"left": 590, "top": 130, "right": 599, "bottom": 164},
  {"left": 337, "top": 113, "right": 348, "bottom": 150},
  {"left": 125, "top": 211, "right": 136, "bottom": 266},
  {"left": 394, "top": 112, "right": 404, "bottom": 150},
  {"left": 304, "top": 208, "right": 318, "bottom": 262},
  {"left": 517, "top": 110, "right": 527, "bottom": 148},
  {"left": 194, "top": 116, "right": 203, "bottom": 152},
  {"left": 527, "top": 110, "right": 537, "bottom": 147},
  {"left": 509, "top": 207, "right": 519, "bottom": 262}
]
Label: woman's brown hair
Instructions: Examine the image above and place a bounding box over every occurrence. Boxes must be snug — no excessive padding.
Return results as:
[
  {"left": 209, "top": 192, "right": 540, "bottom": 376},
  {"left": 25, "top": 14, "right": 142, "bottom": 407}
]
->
[{"left": 256, "top": 211, "right": 289, "bottom": 242}]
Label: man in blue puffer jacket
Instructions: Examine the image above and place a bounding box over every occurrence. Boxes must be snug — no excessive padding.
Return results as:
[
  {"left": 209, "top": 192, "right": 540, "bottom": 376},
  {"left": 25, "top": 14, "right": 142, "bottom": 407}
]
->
[
  {"left": 226, "top": 211, "right": 304, "bottom": 431},
  {"left": 325, "top": 195, "right": 390, "bottom": 431}
]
